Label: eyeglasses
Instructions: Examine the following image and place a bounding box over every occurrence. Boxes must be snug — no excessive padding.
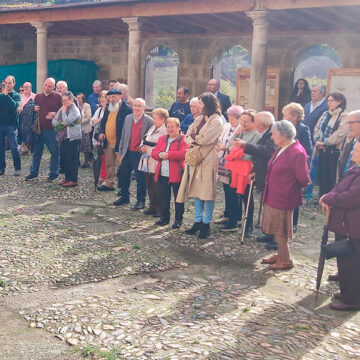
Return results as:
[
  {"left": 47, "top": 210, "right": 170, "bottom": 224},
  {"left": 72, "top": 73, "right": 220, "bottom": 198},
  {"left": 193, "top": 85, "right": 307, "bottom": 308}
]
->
[{"left": 348, "top": 121, "right": 360, "bottom": 125}]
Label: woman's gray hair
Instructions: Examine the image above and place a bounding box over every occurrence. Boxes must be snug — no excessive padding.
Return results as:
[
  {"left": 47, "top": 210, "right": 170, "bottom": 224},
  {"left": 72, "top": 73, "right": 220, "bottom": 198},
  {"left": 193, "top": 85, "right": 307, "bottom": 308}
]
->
[
  {"left": 273, "top": 120, "right": 296, "bottom": 140},
  {"left": 190, "top": 97, "right": 199, "bottom": 105},
  {"left": 227, "top": 105, "right": 244, "bottom": 118}
]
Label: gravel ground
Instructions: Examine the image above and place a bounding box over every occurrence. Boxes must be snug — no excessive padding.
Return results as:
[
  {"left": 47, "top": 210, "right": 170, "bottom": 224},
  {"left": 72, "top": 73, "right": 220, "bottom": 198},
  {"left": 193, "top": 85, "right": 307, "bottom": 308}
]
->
[{"left": 0, "top": 151, "right": 359, "bottom": 360}]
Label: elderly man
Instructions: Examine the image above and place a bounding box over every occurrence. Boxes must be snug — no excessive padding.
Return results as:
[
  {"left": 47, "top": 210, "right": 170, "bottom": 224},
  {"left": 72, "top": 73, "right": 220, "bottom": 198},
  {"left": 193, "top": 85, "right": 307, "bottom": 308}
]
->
[
  {"left": 108, "top": 80, "right": 116, "bottom": 91},
  {"left": 169, "top": 87, "right": 191, "bottom": 124},
  {"left": 207, "top": 78, "right": 231, "bottom": 119},
  {"left": 25, "top": 78, "right": 62, "bottom": 181},
  {"left": 303, "top": 84, "right": 328, "bottom": 137},
  {"left": 233, "top": 111, "right": 277, "bottom": 245},
  {"left": 98, "top": 88, "right": 132, "bottom": 191},
  {"left": 88, "top": 80, "right": 102, "bottom": 115},
  {"left": 0, "top": 75, "right": 21, "bottom": 176},
  {"left": 113, "top": 98, "right": 153, "bottom": 209},
  {"left": 114, "top": 82, "right": 134, "bottom": 108}
]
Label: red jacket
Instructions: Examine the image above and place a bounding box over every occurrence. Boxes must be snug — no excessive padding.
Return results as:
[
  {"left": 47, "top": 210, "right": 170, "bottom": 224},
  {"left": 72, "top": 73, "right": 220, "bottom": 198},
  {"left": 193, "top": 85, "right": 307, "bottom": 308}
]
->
[
  {"left": 263, "top": 140, "right": 310, "bottom": 210},
  {"left": 152, "top": 134, "right": 188, "bottom": 183}
]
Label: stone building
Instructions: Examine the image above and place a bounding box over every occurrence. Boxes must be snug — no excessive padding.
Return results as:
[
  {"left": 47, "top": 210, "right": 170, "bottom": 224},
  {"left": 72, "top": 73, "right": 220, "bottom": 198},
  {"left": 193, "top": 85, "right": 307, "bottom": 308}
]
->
[{"left": 0, "top": 0, "right": 360, "bottom": 114}]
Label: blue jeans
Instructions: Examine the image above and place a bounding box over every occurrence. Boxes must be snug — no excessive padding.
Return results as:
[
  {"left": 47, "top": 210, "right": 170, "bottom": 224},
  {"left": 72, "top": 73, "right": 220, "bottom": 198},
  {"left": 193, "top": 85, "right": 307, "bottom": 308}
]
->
[
  {"left": 194, "top": 198, "right": 215, "bottom": 224},
  {"left": 0, "top": 125, "right": 21, "bottom": 172},
  {"left": 30, "top": 129, "right": 59, "bottom": 178}
]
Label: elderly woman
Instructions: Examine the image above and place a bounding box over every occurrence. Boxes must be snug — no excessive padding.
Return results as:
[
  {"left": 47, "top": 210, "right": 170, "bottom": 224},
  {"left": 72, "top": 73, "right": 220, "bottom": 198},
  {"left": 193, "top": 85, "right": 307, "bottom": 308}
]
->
[
  {"left": 177, "top": 92, "right": 223, "bottom": 239},
  {"left": 319, "top": 142, "right": 360, "bottom": 311},
  {"left": 91, "top": 90, "right": 108, "bottom": 182},
  {"left": 226, "top": 110, "right": 260, "bottom": 235},
  {"left": 77, "top": 93, "right": 92, "bottom": 168},
  {"left": 139, "top": 108, "right": 167, "bottom": 217},
  {"left": 261, "top": 120, "right": 310, "bottom": 270},
  {"left": 282, "top": 102, "right": 313, "bottom": 233},
  {"left": 181, "top": 97, "right": 201, "bottom": 134},
  {"left": 215, "top": 105, "right": 243, "bottom": 225},
  {"left": 52, "top": 91, "right": 82, "bottom": 187},
  {"left": 152, "top": 117, "right": 188, "bottom": 228},
  {"left": 314, "top": 92, "right": 348, "bottom": 196}
]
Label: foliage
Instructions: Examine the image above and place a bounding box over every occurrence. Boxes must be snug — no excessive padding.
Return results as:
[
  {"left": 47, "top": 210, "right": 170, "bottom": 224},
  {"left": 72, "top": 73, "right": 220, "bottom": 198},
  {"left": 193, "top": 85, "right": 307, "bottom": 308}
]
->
[
  {"left": 81, "top": 345, "right": 122, "bottom": 360},
  {"left": 220, "top": 80, "right": 236, "bottom": 104},
  {"left": 305, "top": 76, "right": 327, "bottom": 88},
  {"left": 154, "top": 85, "right": 176, "bottom": 109}
]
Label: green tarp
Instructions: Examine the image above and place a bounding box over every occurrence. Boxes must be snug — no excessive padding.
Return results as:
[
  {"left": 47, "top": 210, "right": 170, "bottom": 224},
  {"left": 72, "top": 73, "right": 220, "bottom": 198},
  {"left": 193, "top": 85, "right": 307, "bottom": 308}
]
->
[{"left": 0, "top": 59, "right": 98, "bottom": 96}]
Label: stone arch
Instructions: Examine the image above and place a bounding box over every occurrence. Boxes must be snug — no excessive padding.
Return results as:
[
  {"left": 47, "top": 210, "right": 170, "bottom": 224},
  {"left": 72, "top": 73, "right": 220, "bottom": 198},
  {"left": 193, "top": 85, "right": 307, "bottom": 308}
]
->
[
  {"left": 293, "top": 44, "right": 342, "bottom": 86},
  {"left": 210, "top": 44, "right": 251, "bottom": 103},
  {"left": 144, "top": 45, "right": 179, "bottom": 109}
]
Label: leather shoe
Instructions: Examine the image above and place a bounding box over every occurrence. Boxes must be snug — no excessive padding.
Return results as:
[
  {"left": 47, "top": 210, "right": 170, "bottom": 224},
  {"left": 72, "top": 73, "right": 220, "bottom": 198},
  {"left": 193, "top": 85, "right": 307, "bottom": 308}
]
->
[
  {"left": 155, "top": 217, "right": 169, "bottom": 226},
  {"left": 152, "top": 212, "right": 162, "bottom": 218},
  {"left": 265, "top": 241, "right": 278, "bottom": 251},
  {"left": 133, "top": 201, "right": 145, "bottom": 210},
  {"left": 59, "top": 179, "right": 68, "bottom": 185},
  {"left": 328, "top": 273, "right": 339, "bottom": 281},
  {"left": 143, "top": 209, "right": 155, "bottom": 215},
  {"left": 63, "top": 181, "right": 78, "bottom": 187},
  {"left": 113, "top": 198, "right": 130, "bottom": 206},
  {"left": 293, "top": 225, "right": 297, "bottom": 233},
  {"left": 268, "top": 260, "right": 294, "bottom": 270},
  {"left": 171, "top": 220, "right": 182, "bottom": 229},
  {"left": 261, "top": 254, "right": 279, "bottom": 264},
  {"left": 97, "top": 184, "right": 115, "bottom": 191},
  {"left": 332, "top": 291, "right": 341, "bottom": 300},
  {"left": 329, "top": 301, "right": 360, "bottom": 311},
  {"left": 256, "top": 234, "right": 274, "bottom": 243},
  {"left": 214, "top": 216, "right": 229, "bottom": 224}
]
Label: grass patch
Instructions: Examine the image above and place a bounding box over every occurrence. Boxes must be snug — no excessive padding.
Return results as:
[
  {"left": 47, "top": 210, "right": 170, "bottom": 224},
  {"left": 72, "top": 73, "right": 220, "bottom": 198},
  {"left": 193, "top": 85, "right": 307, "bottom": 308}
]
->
[
  {"left": 81, "top": 345, "right": 122, "bottom": 360},
  {"left": 295, "top": 325, "right": 310, "bottom": 331},
  {"left": 0, "top": 280, "right": 5, "bottom": 287}
]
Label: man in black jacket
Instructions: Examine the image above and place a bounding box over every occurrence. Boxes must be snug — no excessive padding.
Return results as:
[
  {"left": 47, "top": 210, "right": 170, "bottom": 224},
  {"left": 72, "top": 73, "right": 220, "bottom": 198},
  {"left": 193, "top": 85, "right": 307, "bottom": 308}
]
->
[
  {"left": 232, "top": 111, "right": 277, "bottom": 246},
  {"left": 98, "top": 88, "right": 132, "bottom": 191},
  {"left": 207, "top": 79, "right": 231, "bottom": 120},
  {"left": 0, "top": 75, "right": 21, "bottom": 176}
]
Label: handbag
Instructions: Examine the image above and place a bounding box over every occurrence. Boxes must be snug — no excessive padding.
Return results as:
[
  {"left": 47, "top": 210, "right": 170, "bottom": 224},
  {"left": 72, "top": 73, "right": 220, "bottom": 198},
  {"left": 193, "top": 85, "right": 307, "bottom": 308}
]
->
[
  {"left": 33, "top": 113, "right": 41, "bottom": 135},
  {"left": 323, "top": 238, "right": 355, "bottom": 260},
  {"left": 185, "top": 146, "right": 202, "bottom": 166}
]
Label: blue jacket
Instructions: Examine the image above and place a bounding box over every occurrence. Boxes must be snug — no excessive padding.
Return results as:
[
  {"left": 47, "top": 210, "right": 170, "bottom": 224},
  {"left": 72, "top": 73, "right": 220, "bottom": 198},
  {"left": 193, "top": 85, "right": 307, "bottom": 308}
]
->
[
  {"left": 303, "top": 100, "right": 328, "bottom": 138},
  {"left": 295, "top": 122, "right": 313, "bottom": 158}
]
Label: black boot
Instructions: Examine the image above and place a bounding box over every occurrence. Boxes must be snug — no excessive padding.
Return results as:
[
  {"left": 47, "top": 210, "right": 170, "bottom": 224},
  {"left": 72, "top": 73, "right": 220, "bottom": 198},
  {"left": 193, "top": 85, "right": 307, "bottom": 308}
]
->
[
  {"left": 185, "top": 221, "right": 202, "bottom": 235},
  {"left": 199, "top": 222, "right": 210, "bottom": 239}
]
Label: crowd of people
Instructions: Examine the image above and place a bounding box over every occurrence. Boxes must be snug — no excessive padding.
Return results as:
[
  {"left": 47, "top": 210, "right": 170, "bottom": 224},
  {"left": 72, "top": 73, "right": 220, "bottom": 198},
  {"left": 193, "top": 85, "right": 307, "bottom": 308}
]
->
[{"left": 0, "top": 74, "right": 359, "bottom": 311}]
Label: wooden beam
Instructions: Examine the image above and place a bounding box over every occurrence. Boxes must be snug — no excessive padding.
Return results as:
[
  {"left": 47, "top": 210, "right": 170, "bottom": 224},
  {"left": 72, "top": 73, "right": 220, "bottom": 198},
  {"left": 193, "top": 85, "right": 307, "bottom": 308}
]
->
[
  {"left": 0, "top": 0, "right": 256, "bottom": 25},
  {"left": 262, "top": 0, "right": 360, "bottom": 10}
]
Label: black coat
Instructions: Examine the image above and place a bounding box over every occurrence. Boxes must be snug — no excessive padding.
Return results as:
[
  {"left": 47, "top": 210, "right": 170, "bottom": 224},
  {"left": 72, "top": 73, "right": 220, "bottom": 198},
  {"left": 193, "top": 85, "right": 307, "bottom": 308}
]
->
[
  {"left": 244, "top": 127, "right": 276, "bottom": 191},
  {"left": 295, "top": 122, "right": 312, "bottom": 158},
  {"left": 217, "top": 92, "right": 231, "bottom": 119},
  {"left": 99, "top": 100, "right": 133, "bottom": 150}
]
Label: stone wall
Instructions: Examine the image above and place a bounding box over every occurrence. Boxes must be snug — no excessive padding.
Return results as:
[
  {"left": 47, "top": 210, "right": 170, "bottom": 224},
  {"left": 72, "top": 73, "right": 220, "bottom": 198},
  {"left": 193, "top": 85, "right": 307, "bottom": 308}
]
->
[{"left": 1, "top": 24, "right": 360, "bottom": 114}]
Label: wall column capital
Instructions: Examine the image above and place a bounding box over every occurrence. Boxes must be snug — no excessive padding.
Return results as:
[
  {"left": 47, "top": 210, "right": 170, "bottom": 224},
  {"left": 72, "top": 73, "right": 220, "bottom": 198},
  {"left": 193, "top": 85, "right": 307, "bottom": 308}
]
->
[
  {"left": 122, "top": 17, "right": 142, "bottom": 32},
  {"left": 31, "top": 21, "right": 53, "bottom": 33}
]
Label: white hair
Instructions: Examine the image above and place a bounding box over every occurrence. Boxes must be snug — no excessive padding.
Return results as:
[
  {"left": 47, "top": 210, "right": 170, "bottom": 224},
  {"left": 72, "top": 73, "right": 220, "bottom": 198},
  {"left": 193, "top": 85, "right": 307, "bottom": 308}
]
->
[
  {"left": 93, "top": 80, "right": 102, "bottom": 87},
  {"left": 348, "top": 110, "right": 360, "bottom": 122},
  {"left": 56, "top": 80, "right": 68, "bottom": 90},
  {"left": 273, "top": 119, "right": 296, "bottom": 140},
  {"left": 190, "top": 97, "right": 199, "bottom": 105},
  {"left": 134, "top": 97, "right": 146, "bottom": 107},
  {"left": 256, "top": 111, "right": 275, "bottom": 127}
]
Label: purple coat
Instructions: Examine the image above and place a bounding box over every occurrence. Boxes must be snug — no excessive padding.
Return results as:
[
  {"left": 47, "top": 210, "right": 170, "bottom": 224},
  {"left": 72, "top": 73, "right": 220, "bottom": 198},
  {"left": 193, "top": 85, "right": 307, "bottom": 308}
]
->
[
  {"left": 263, "top": 140, "right": 310, "bottom": 210},
  {"left": 322, "top": 165, "right": 360, "bottom": 238}
]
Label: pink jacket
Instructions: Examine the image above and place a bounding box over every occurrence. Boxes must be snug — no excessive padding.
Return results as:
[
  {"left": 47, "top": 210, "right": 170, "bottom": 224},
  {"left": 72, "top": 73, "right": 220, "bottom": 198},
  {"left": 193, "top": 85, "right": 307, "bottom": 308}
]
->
[{"left": 262, "top": 141, "right": 310, "bottom": 210}]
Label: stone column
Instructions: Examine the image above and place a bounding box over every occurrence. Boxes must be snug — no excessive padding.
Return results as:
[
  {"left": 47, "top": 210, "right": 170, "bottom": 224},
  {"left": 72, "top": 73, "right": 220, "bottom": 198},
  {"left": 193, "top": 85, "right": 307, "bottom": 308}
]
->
[
  {"left": 31, "top": 22, "right": 52, "bottom": 93},
  {"left": 246, "top": 10, "right": 268, "bottom": 112},
  {"left": 123, "top": 17, "right": 142, "bottom": 98}
]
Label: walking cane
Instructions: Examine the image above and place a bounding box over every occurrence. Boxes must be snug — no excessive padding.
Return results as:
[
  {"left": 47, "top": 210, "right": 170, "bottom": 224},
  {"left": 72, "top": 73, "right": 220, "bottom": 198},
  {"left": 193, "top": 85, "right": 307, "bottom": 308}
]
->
[{"left": 241, "top": 180, "right": 254, "bottom": 245}]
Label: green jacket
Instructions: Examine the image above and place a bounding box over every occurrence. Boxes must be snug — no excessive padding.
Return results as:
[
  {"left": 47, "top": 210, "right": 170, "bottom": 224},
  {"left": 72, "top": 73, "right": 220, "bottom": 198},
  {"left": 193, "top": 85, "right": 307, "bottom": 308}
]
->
[{"left": 0, "top": 90, "right": 21, "bottom": 127}]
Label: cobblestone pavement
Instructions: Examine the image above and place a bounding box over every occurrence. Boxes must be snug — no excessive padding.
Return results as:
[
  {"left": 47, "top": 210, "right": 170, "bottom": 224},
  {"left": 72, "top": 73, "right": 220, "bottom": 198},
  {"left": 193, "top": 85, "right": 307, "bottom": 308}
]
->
[{"left": 0, "top": 152, "right": 359, "bottom": 359}]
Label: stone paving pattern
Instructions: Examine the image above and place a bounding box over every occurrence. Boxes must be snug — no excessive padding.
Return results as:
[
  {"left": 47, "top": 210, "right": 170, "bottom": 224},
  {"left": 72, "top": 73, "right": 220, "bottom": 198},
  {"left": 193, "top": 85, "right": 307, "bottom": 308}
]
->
[{"left": 0, "top": 152, "right": 359, "bottom": 359}]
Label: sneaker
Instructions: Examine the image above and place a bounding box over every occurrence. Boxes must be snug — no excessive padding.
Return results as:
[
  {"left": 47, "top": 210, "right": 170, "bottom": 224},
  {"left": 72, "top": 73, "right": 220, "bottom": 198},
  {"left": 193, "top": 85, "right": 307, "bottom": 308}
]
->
[
  {"left": 25, "top": 174, "right": 38, "bottom": 181},
  {"left": 14, "top": 170, "right": 21, "bottom": 177},
  {"left": 47, "top": 175, "right": 58, "bottom": 182},
  {"left": 214, "top": 216, "right": 229, "bottom": 224}
]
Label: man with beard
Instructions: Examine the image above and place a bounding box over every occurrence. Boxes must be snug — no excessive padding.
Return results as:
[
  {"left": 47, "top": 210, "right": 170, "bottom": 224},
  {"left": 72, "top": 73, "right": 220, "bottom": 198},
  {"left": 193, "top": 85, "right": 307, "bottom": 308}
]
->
[{"left": 98, "top": 88, "right": 132, "bottom": 191}]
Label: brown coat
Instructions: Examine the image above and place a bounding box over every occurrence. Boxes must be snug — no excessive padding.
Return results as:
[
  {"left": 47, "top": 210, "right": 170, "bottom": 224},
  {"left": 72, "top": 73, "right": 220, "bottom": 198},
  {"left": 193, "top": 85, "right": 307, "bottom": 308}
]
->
[{"left": 177, "top": 113, "right": 223, "bottom": 202}]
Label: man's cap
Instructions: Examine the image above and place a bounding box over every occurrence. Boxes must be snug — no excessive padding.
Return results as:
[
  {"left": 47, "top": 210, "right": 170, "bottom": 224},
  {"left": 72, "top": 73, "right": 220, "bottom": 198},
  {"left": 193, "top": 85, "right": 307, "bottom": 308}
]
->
[{"left": 107, "top": 89, "right": 122, "bottom": 95}]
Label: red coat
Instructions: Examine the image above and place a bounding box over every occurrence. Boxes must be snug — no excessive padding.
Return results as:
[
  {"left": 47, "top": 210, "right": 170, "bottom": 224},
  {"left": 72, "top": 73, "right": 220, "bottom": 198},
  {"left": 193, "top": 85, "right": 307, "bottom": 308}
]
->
[
  {"left": 262, "top": 140, "right": 310, "bottom": 210},
  {"left": 152, "top": 134, "right": 188, "bottom": 183},
  {"left": 225, "top": 147, "right": 253, "bottom": 194}
]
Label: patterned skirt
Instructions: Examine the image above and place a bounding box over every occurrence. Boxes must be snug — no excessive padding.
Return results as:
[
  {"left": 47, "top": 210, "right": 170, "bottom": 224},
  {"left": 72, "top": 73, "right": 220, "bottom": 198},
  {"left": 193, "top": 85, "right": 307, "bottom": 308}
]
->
[
  {"left": 80, "top": 132, "right": 92, "bottom": 152},
  {"left": 262, "top": 203, "right": 294, "bottom": 239}
]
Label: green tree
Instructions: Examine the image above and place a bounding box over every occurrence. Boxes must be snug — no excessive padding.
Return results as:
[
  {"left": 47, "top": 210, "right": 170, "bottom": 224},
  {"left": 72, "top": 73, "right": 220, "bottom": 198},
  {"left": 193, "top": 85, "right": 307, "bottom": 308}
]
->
[{"left": 154, "top": 85, "right": 176, "bottom": 109}]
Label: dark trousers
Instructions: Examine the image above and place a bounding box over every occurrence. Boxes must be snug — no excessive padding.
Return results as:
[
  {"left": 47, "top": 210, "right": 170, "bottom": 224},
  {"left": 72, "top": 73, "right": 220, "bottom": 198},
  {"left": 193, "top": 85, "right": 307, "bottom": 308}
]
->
[
  {"left": 223, "top": 183, "right": 231, "bottom": 218},
  {"left": 241, "top": 184, "right": 254, "bottom": 228},
  {"left": 159, "top": 176, "right": 184, "bottom": 222},
  {"left": 145, "top": 173, "right": 162, "bottom": 213},
  {"left": 0, "top": 125, "right": 21, "bottom": 171},
  {"left": 119, "top": 151, "right": 146, "bottom": 202},
  {"left": 318, "top": 149, "right": 339, "bottom": 197},
  {"left": 62, "top": 139, "right": 80, "bottom": 182},
  {"left": 336, "top": 234, "right": 360, "bottom": 305},
  {"left": 227, "top": 186, "right": 241, "bottom": 226},
  {"left": 59, "top": 141, "right": 65, "bottom": 171},
  {"left": 228, "top": 184, "right": 254, "bottom": 228},
  {"left": 293, "top": 207, "right": 299, "bottom": 227}
]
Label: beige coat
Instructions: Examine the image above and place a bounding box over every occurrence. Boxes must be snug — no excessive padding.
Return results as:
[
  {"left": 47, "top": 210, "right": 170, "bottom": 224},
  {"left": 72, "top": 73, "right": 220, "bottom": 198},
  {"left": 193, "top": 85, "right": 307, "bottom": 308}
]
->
[
  {"left": 177, "top": 113, "right": 223, "bottom": 202},
  {"left": 138, "top": 123, "right": 167, "bottom": 174},
  {"left": 80, "top": 102, "right": 92, "bottom": 133}
]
